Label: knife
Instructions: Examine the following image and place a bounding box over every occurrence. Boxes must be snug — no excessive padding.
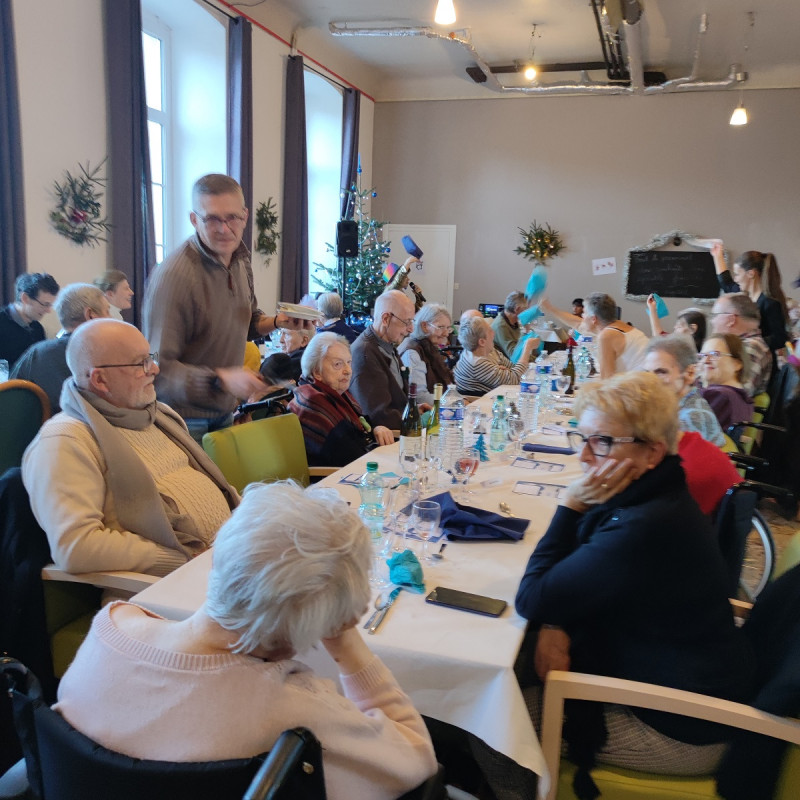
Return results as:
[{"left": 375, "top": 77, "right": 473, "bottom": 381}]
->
[{"left": 367, "top": 587, "right": 402, "bottom": 635}]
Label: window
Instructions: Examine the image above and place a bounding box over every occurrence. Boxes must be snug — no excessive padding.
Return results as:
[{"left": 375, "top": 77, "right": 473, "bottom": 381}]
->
[
  {"left": 142, "top": 0, "right": 225, "bottom": 259},
  {"left": 305, "top": 70, "right": 343, "bottom": 292},
  {"left": 142, "top": 25, "right": 168, "bottom": 264}
]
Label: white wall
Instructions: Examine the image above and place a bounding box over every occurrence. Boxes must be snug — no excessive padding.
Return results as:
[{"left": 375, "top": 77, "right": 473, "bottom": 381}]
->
[
  {"left": 14, "top": 0, "right": 108, "bottom": 336},
  {"left": 372, "top": 89, "right": 800, "bottom": 332}
]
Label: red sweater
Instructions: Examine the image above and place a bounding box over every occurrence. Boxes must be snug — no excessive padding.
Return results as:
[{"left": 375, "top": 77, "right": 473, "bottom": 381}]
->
[{"left": 678, "top": 431, "right": 741, "bottom": 515}]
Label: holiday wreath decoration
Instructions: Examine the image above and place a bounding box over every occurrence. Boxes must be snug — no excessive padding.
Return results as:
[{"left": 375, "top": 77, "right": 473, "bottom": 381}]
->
[
  {"left": 49, "top": 159, "right": 110, "bottom": 247},
  {"left": 254, "top": 197, "right": 280, "bottom": 264},
  {"left": 515, "top": 220, "right": 565, "bottom": 264}
]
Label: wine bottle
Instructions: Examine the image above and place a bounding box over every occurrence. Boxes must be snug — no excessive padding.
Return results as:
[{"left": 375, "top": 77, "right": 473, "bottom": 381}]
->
[
  {"left": 426, "top": 383, "right": 443, "bottom": 436},
  {"left": 400, "top": 382, "right": 422, "bottom": 457},
  {"left": 564, "top": 344, "right": 576, "bottom": 394}
]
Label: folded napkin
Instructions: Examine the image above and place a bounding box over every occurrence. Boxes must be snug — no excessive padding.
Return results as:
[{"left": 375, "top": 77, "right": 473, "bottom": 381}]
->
[
  {"left": 522, "top": 443, "right": 575, "bottom": 455},
  {"left": 387, "top": 549, "right": 425, "bottom": 593},
  {"left": 427, "top": 492, "right": 528, "bottom": 542}
]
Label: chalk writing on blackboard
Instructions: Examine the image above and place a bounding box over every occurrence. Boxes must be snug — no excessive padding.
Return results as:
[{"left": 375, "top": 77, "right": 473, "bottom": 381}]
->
[{"left": 626, "top": 249, "right": 719, "bottom": 299}]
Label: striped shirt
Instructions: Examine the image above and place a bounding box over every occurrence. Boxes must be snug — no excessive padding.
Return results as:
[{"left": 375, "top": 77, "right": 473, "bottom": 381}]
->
[{"left": 454, "top": 349, "right": 526, "bottom": 395}]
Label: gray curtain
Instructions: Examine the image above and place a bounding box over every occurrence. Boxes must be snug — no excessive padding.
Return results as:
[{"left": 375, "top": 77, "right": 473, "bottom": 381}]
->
[
  {"left": 1, "top": 0, "right": 27, "bottom": 305},
  {"left": 227, "top": 16, "right": 253, "bottom": 251},
  {"left": 339, "top": 88, "right": 360, "bottom": 220},
  {"left": 103, "top": 0, "right": 156, "bottom": 329},
  {"left": 280, "top": 55, "right": 308, "bottom": 303}
]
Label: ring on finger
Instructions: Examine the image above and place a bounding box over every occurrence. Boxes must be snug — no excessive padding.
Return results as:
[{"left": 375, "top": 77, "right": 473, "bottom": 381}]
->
[{"left": 600, "top": 483, "right": 608, "bottom": 489}]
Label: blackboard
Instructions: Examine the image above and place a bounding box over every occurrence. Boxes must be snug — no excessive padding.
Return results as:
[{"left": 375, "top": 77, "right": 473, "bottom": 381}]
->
[{"left": 626, "top": 249, "right": 719, "bottom": 299}]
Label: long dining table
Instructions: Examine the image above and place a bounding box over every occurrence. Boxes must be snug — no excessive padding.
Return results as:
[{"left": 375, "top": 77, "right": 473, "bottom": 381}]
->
[{"left": 132, "top": 386, "right": 584, "bottom": 793}]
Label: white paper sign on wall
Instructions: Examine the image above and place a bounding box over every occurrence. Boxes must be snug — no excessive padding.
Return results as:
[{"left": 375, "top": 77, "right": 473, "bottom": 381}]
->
[{"left": 592, "top": 257, "right": 617, "bottom": 276}]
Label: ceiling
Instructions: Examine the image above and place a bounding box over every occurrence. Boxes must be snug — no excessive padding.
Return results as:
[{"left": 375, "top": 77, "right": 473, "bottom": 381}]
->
[{"left": 247, "top": 0, "right": 800, "bottom": 101}]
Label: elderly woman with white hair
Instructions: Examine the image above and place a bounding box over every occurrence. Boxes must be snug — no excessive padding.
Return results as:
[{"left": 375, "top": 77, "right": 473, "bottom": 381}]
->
[
  {"left": 516, "top": 372, "right": 754, "bottom": 782},
  {"left": 453, "top": 315, "right": 538, "bottom": 395},
  {"left": 289, "top": 332, "right": 394, "bottom": 466},
  {"left": 55, "top": 481, "right": 437, "bottom": 799},
  {"left": 397, "top": 303, "right": 454, "bottom": 405}
]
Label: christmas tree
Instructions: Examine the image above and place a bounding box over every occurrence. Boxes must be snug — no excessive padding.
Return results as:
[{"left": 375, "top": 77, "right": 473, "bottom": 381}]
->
[{"left": 313, "top": 173, "right": 392, "bottom": 316}]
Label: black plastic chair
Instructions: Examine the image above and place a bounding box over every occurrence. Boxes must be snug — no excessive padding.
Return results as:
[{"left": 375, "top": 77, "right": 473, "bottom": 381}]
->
[{"left": 1, "top": 658, "right": 447, "bottom": 800}]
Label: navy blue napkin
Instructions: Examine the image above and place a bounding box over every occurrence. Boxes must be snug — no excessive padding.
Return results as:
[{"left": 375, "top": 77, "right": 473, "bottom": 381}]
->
[
  {"left": 426, "top": 492, "right": 529, "bottom": 542},
  {"left": 522, "top": 443, "right": 575, "bottom": 456}
]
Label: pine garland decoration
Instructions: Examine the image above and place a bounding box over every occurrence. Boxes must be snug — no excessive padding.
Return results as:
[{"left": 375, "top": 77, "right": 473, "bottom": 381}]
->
[
  {"left": 49, "top": 159, "right": 110, "bottom": 247},
  {"left": 515, "top": 220, "right": 565, "bottom": 264},
  {"left": 313, "top": 174, "right": 391, "bottom": 316},
  {"left": 254, "top": 197, "right": 280, "bottom": 264}
]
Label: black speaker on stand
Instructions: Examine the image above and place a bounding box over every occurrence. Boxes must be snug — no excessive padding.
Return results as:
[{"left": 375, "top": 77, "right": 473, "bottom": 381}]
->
[{"left": 336, "top": 220, "right": 359, "bottom": 257}]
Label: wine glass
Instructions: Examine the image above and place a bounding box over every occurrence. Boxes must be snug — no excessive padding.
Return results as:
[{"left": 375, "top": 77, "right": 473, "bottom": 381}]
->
[
  {"left": 506, "top": 413, "right": 525, "bottom": 459},
  {"left": 453, "top": 447, "right": 480, "bottom": 502},
  {"left": 419, "top": 434, "right": 442, "bottom": 495},
  {"left": 369, "top": 531, "right": 392, "bottom": 588},
  {"left": 555, "top": 375, "right": 571, "bottom": 398},
  {"left": 410, "top": 500, "right": 441, "bottom": 563},
  {"left": 386, "top": 483, "right": 416, "bottom": 552},
  {"left": 398, "top": 438, "right": 422, "bottom": 492}
]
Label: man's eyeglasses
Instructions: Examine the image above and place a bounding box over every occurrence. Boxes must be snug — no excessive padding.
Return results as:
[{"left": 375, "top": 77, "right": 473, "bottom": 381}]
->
[
  {"left": 697, "top": 351, "right": 734, "bottom": 363},
  {"left": 96, "top": 353, "right": 159, "bottom": 373},
  {"left": 566, "top": 431, "right": 646, "bottom": 457},
  {"left": 709, "top": 311, "right": 738, "bottom": 319},
  {"left": 193, "top": 212, "right": 247, "bottom": 229},
  {"left": 31, "top": 297, "right": 54, "bottom": 310},
  {"left": 390, "top": 312, "right": 414, "bottom": 328}
]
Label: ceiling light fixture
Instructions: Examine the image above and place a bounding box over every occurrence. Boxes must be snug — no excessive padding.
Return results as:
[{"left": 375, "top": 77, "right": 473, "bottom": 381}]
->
[
  {"left": 523, "top": 24, "right": 539, "bottom": 82},
  {"left": 730, "top": 11, "right": 754, "bottom": 127},
  {"left": 434, "top": 0, "right": 456, "bottom": 26}
]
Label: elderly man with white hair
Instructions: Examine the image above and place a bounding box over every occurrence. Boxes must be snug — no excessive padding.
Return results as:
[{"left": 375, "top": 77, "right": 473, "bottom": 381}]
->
[
  {"left": 54, "top": 481, "right": 437, "bottom": 799},
  {"left": 22, "top": 318, "right": 238, "bottom": 576},
  {"left": 11, "top": 283, "right": 111, "bottom": 414},
  {"left": 316, "top": 291, "right": 359, "bottom": 343},
  {"left": 350, "top": 290, "right": 421, "bottom": 429},
  {"left": 454, "top": 315, "right": 538, "bottom": 395}
]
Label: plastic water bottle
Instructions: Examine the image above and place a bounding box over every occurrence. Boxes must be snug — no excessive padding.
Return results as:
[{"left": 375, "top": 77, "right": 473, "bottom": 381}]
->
[
  {"left": 535, "top": 352, "right": 552, "bottom": 411},
  {"left": 489, "top": 395, "right": 507, "bottom": 452},
  {"left": 439, "top": 384, "right": 465, "bottom": 471},
  {"left": 358, "top": 462, "right": 386, "bottom": 542},
  {"left": 519, "top": 364, "right": 541, "bottom": 434}
]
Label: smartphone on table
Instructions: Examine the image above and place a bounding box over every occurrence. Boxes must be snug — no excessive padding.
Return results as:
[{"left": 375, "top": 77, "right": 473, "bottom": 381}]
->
[{"left": 425, "top": 586, "right": 507, "bottom": 617}]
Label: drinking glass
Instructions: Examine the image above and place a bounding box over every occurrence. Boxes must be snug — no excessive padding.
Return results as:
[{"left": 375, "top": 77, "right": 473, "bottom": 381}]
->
[
  {"left": 506, "top": 413, "right": 525, "bottom": 459},
  {"left": 370, "top": 531, "right": 392, "bottom": 588},
  {"left": 410, "top": 500, "right": 441, "bottom": 563},
  {"left": 419, "top": 435, "right": 442, "bottom": 495},
  {"left": 398, "top": 438, "right": 422, "bottom": 492},
  {"left": 453, "top": 447, "right": 480, "bottom": 502},
  {"left": 555, "top": 375, "right": 571, "bottom": 397},
  {"left": 386, "top": 482, "right": 416, "bottom": 552}
]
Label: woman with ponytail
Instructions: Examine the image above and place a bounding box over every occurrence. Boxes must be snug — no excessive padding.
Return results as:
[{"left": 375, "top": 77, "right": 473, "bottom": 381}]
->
[{"left": 711, "top": 243, "right": 789, "bottom": 355}]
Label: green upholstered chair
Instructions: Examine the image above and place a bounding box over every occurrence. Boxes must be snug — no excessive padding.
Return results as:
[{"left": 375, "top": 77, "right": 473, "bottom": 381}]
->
[
  {"left": 0, "top": 379, "right": 50, "bottom": 475},
  {"left": 202, "top": 413, "right": 335, "bottom": 493},
  {"left": 539, "top": 671, "right": 800, "bottom": 800},
  {"left": 774, "top": 531, "right": 800, "bottom": 580}
]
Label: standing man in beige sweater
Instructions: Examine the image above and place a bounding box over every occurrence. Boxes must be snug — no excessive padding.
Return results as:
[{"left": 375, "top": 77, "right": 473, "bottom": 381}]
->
[{"left": 143, "top": 174, "right": 301, "bottom": 443}]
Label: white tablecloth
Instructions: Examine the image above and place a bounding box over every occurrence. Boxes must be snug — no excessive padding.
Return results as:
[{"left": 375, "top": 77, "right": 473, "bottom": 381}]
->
[{"left": 132, "top": 387, "right": 582, "bottom": 786}]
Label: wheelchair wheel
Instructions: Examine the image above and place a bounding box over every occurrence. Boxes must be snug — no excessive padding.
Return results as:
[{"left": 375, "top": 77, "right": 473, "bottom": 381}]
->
[{"left": 739, "top": 509, "right": 775, "bottom": 601}]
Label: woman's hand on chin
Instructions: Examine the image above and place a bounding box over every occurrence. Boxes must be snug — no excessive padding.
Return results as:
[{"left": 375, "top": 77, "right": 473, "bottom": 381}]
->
[{"left": 563, "top": 458, "right": 639, "bottom": 512}]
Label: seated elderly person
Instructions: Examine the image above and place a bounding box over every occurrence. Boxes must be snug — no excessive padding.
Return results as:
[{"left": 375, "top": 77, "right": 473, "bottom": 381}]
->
[
  {"left": 699, "top": 333, "right": 754, "bottom": 430},
  {"left": 643, "top": 335, "right": 740, "bottom": 514},
  {"left": 397, "top": 303, "right": 454, "bottom": 406},
  {"left": 350, "top": 290, "right": 418, "bottom": 429},
  {"left": 22, "top": 319, "right": 238, "bottom": 575},
  {"left": 491, "top": 291, "right": 528, "bottom": 360},
  {"left": 55, "top": 481, "right": 437, "bottom": 799},
  {"left": 516, "top": 372, "right": 754, "bottom": 779},
  {"left": 453, "top": 315, "right": 537, "bottom": 395},
  {"left": 11, "top": 283, "right": 111, "bottom": 414},
  {"left": 289, "top": 333, "right": 393, "bottom": 466},
  {"left": 260, "top": 326, "right": 312, "bottom": 386},
  {"left": 316, "top": 291, "right": 359, "bottom": 343}
]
